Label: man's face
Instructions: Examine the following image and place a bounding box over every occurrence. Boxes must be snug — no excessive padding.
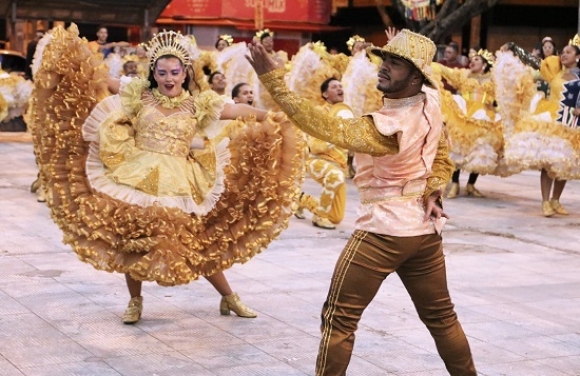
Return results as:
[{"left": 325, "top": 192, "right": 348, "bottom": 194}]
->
[
  {"left": 261, "top": 36, "right": 274, "bottom": 53},
  {"left": 210, "top": 73, "right": 227, "bottom": 92},
  {"left": 376, "top": 54, "right": 419, "bottom": 98},
  {"left": 124, "top": 62, "right": 138, "bottom": 77},
  {"left": 233, "top": 84, "right": 254, "bottom": 105},
  {"left": 97, "top": 28, "right": 108, "bottom": 43},
  {"left": 444, "top": 46, "right": 458, "bottom": 61},
  {"left": 323, "top": 80, "right": 344, "bottom": 105}
]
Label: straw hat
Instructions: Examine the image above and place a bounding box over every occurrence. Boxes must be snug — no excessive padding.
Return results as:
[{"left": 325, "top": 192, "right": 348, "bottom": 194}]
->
[{"left": 368, "top": 29, "right": 438, "bottom": 89}]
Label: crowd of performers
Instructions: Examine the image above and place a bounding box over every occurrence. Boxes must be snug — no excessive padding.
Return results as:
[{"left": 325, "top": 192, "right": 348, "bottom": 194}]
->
[{"left": 2, "top": 24, "right": 580, "bottom": 324}]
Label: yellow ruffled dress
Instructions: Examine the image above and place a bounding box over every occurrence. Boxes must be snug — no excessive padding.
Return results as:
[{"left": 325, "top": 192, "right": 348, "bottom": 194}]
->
[
  {"left": 32, "top": 25, "right": 304, "bottom": 286},
  {"left": 494, "top": 52, "right": 580, "bottom": 179},
  {"left": 432, "top": 63, "right": 504, "bottom": 176}
]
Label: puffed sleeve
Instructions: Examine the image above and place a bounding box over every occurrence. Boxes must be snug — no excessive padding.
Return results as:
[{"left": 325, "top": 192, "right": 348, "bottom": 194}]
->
[
  {"left": 540, "top": 55, "right": 562, "bottom": 83},
  {"left": 119, "top": 77, "right": 149, "bottom": 117},
  {"left": 259, "top": 68, "right": 398, "bottom": 156},
  {"left": 193, "top": 90, "right": 226, "bottom": 138}
]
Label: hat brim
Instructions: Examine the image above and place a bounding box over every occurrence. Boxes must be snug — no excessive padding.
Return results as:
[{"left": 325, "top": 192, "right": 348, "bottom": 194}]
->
[{"left": 368, "top": 47, "right": 438, "bottom": 89}]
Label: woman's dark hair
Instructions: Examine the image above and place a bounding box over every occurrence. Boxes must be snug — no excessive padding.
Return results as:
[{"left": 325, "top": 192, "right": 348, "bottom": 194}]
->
[
  {"left": 320, "top": 77, "right": 338, "bottom": 99},
  {"left": 231, "top": 82, "right": 249, "bottom": 98},
  {"left": 215, "top": 38, "right": 227, "bottom": 49},
  {"left": 260, "top": 32, "right": 272, "bottom": 42},
  {"left": 540, "top": 39, "right": 557, "bottom": 60},
  {"left": 570, "top": 45, "right": 580, "bottom": 68},
  {"left": 148, "top": 54, "right": 192, "bottom": 91}
]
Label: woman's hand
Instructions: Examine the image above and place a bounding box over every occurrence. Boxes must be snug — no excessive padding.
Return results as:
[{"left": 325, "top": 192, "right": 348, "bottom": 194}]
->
[
  {"left": 385, "top": 27, "right": 399, "bottom": 42},
  {"left": 246, "top": 41, "right": 285, "bottom": 76},
  {"left": 572, "top": 108, "right": 580, "bottom": 117}
]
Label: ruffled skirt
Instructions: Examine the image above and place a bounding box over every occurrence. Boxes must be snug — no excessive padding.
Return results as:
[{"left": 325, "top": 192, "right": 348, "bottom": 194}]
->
[{"left": 31, "top": 24, "right": 305, "bottom": 286}]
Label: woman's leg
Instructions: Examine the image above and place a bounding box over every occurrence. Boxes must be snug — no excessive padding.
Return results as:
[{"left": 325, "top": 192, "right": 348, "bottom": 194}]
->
[
  {"left": 207, "top": 271, "right": 257, "bottom": 318},
  {"left": 122, "top": 273, "right": 143, "bottom": 324},
  {"left": 447, "top": 170, "right": 461, "bottom": 198},
  {"left": 550, "top": 179, "right": 569, "bottom": 215},
  {"left": 540, "top": 169, "right": 556, "bottom": 217}
]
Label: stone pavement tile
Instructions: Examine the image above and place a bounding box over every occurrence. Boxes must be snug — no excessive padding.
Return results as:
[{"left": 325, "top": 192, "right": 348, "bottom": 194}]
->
[
  {"left": 461, "top": 320, "right": 537, "bottom": 342},
  {"left": 76, "top": 333, "right": 175, "bottom": 359},
  {"left": 179, "top": 342, "right": 274, "bottom": 368},
  {"left": 20, "top": 360, "right": 121, "bottom": 376},
  {"left": 492, "top": 335, "right": 580, "bottom": 359},
  {"left": 250, "top": 335, "right": 320, "bottom": 360},
  {"left": 467, "top": 337, "right": 524, "bottom": 365},
  {"left": 476, "top": 359, "right": 570, "bottom": 376},
  {"left": 525, "top": 298, "right": 580, "bottom": 323},
  {"left": 209, "top": 314, "right": 311, "bottom": 343},
  {"left": 148, "top": 327, "right": 246, "bottom": 351},
  {"left": 104, "top": 352, "right": 214, "bottom": 376},
  {"left": 345, "top": 354, "right": 414, "bottom": 376},
  {"left": 0, "top": 356, "right": 24, "bottom": 376},
  {"left": 536, "top": 355, "right": 580, "bottom": 375},
  {"left": 209, "top": 362, "right": 308, "bottom": 376},
  {"left": 0, "top": 336, "right": 93, "bottom": 368},
  {"left": 0, "top": 291, "right": 29, "bottom": 316}
]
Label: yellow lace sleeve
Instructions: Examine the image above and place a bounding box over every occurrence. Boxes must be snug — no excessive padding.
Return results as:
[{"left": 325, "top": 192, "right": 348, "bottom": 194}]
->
[
  {"left": 259, "top": 68, "right": 398, "bottom": 156},
  {"left": 424, "top": 131, "right": 455, "bottom": 202},
  {"left": 432, "top": 62, "right": 467, "bottom": 91},
  {"left": 119, "top": 77, "right": 149, "bottom": 116},
  {"left": 0, "top": 92, "right": 7, "bottom": 122},
  {"left": 193, "top": 90, "right": 226, "bottom": 138},
  {"left": 540, "top": 55, "right": 562, "bottom": 83}
]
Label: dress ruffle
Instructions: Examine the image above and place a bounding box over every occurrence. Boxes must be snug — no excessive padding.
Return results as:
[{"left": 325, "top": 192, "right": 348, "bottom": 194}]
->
[
  {"left": 342, "top": 52, "right": 382, "bottom": 117},
  {"left": 31, "top": 24, "right": 305, "bottom": 286},
  {"left": 494, "top": 51, "right": 580, "bottom": 179}
]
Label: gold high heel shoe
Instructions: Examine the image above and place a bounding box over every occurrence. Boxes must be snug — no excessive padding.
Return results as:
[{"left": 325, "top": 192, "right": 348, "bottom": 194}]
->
[
  {"left": 465, "top": 184, "right": 484, "bottom": 198},
  {"left": 550, "top": 199, "right": 569, "bottom": 215},
  {"left": 446, "top": 183, "right": 459, "bottom": 199},
  {"left": 122, "top": 296, "right": 143, "bottom": 324},
  {"left": 220, "top": 293, "right": 257, "bottom": 318},
  {"left": 542, "top": 200, "right": 556, "bottom": 217}
]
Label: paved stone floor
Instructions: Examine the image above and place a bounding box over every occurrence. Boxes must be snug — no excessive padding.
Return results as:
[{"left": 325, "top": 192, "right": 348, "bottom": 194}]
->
[{"left": 1, "top": 141, "right": 579, "bottom": 376}]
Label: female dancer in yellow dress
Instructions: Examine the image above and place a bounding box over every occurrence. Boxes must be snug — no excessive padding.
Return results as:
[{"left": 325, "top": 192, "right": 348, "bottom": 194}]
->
[
  {"left": 495, "top": 38, "right": 580, "bottom": 216},
  {"left": 31, "top": 25, "right": 304, "bottom": 324},
  {"left": 432, "top": 49, "right": 502, "bottom": 198}
]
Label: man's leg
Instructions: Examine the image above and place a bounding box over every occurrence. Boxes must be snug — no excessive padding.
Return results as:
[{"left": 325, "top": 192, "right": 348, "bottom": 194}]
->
[
  {"left": 316, "top": 231, "right": 408, "bottom": 376},
  {"left": 397, "top": 234, "right": 476, "bottom": 376}
]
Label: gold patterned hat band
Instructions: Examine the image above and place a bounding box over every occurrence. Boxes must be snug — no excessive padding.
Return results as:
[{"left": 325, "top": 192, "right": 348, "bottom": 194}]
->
[
  {"left": 476, "top": 49, "right": 495, "bottom": 67},
  {"left": 346, "top": 35, "right": 366, "bottom": 51},
  {"left": 569, "top": 34, "right": 580, "bottom": 47},
  {"left": 147, "top": 30, "right": 192, "bottom": 68}
]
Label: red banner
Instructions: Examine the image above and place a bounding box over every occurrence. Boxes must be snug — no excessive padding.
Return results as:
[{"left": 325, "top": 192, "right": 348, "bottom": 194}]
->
[{"left": 160, "top": 0, "right": 331, "bottom": 24}]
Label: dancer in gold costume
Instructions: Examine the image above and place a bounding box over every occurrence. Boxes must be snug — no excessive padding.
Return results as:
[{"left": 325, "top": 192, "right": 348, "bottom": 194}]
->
[{"left": 32, "top": 25, "right": 304, "bottom": 324}]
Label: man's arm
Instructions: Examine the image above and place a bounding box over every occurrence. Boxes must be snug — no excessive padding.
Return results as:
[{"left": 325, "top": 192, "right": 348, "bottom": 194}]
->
[
  {"left": 424, "top": 131, "right": 455, "bottom": 202},
  {"left": 259, "top": 68, "right": 398, "bottom": 156}
]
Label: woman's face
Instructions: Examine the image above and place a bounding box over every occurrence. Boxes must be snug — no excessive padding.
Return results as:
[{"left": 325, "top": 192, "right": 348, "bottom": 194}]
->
[
  {"left": 560, "top": 45, "right": 579, "bottom": 68},
  {"left": 469, "top": 55, "right": 486, "bottom": 74},
  {"left": 153, "top": 57, "right": 186, "bottom": 98},
  {"left": 216, "top": 39, "right": 228, "bottom": 51},
  {"left": 261, "top": 36, "right": 274, "bottom": 53},
  {"left": 543, "top": 41, "right": 555, "bottom": 57}
]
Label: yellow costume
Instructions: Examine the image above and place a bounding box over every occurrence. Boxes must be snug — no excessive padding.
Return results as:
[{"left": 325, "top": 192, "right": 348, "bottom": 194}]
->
[
  {"left": 495, "top": 50, "right": 580, "bottom": 179},
  {"left": 432, "top": 62, "right": 505, "bottom": 176},
  {"left": 31, "top": 25, "right": 305, "bottom": 286},
  {"left": 0, "top": 69, "right": 34, "bottom": 131},
  {"left": 299, "top": 103, "right": 353, "bottom": 226}
]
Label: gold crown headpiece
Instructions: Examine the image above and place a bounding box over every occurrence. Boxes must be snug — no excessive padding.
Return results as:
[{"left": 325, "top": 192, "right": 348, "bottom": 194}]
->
[
  {"left": 476, "top": 49, "right": 495, "bottom": 67},
  {"left": 255, "top": 28, "right": 273, "bottom": 39},
  {"left": 123, "top": 54, "right": 140, "bottom": 64},
  {"left": 147, "top": 30, "right": 192, "bottom": 69},
  {"left": 569, "top": 34, "right": 580, "bottom": 47},
  {"left": 218, "top": 34, "right": 234, "bottom": 46},
  {"left": 346, "top": 35, "right": 365, "bottom": 51}
]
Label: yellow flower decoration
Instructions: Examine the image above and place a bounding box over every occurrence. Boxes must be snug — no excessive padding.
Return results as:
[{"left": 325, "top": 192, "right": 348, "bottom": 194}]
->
[
  {"left": 476, "top": 49, "right": 495, "bottom": 67},
  {"left": 255, "top": 28, "right": 274, "bottom": 40},
  {"left": 218, "top": 34, "right": 234, "bottom": 46},
  {"left": 346, "top": 35, "right": 366, "bottom": 51}
]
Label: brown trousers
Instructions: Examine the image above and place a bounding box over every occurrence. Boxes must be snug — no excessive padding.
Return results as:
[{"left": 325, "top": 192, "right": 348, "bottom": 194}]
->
[{"left": 316, "top": 231, "right": 476, "bottom": 376}]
